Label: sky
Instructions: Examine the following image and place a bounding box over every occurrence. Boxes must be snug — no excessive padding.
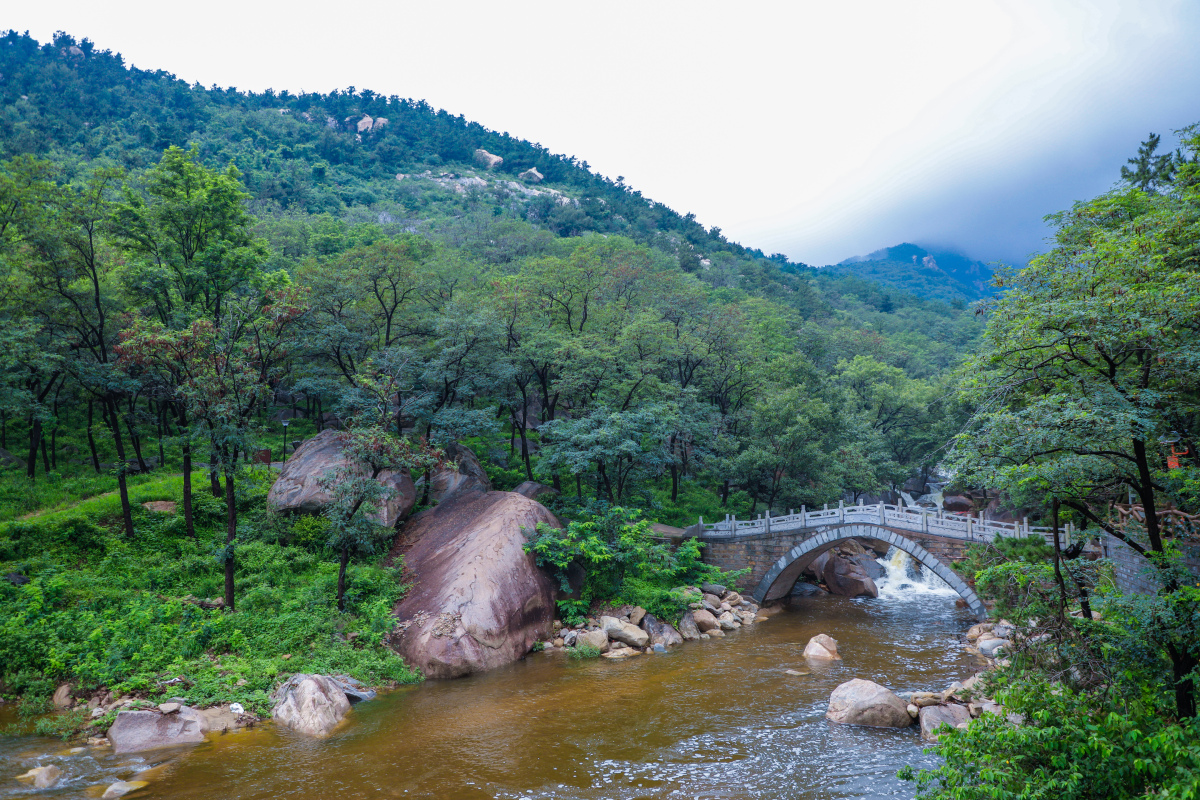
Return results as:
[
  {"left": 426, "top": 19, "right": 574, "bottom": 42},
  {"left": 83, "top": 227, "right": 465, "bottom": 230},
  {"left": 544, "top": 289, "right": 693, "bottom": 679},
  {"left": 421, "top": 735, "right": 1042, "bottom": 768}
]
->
[{"left": 9, "top": 0, "right": 1200, "bottom": 265}]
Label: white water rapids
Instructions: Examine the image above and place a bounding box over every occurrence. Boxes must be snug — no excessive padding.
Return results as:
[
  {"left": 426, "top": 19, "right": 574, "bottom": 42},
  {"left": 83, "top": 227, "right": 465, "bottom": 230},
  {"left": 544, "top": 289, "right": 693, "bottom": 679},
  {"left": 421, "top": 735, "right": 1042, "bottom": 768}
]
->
[{"left": 872, "top": 545, "right": 959, "bottom": 602}]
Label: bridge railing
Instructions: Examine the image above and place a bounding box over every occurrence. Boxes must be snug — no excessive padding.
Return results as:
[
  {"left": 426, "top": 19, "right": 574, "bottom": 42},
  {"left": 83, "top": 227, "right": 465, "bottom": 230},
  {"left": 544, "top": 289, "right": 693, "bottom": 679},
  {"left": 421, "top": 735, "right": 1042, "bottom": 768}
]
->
[{"left": 696, "top": 501, "right": 1066, "bottom": 547}]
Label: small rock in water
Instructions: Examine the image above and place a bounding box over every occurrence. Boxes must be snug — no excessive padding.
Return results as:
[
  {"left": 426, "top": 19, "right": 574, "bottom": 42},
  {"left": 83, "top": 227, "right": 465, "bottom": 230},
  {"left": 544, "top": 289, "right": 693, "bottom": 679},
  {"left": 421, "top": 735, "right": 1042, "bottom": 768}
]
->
[
  {"left": 907, "top": 704, "right": 920, "bottom": 718},
  {"left": 803, "top": 634, "right": 841, "bottom": 660},
  {"left": 652, "top": 643, "right": 666, "bottom": 653},
  {"left": 102, "top": 780, "right": 150, "bottom": 799},
  {"left": 17, "top": 765, "right": 62, "bottom": 788},
  {"left": 785, "top": 669, "right": 809, "bottom": 676}
]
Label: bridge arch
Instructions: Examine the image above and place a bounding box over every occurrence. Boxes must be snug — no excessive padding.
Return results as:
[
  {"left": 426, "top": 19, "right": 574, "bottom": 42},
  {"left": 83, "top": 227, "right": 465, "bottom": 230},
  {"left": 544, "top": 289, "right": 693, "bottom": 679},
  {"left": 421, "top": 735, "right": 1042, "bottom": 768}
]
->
[{"left": 750, "top": 523, "right": 987, "bottom": 619}]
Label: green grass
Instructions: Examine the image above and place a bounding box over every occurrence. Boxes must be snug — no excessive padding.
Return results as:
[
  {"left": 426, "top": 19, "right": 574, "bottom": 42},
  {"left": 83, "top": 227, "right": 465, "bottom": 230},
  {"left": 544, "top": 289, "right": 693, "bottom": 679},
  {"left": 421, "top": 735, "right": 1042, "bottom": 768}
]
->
[{"left": 0, "top": 464, "right": 419, "bottom": 727}]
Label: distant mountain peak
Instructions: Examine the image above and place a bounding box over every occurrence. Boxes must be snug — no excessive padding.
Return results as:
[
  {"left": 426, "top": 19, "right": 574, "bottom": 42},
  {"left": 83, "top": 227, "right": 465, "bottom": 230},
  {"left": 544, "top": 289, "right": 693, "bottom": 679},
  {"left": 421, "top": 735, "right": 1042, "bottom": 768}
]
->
[{"left": 833, "top": 243, "right": 994, "bottom": 302}]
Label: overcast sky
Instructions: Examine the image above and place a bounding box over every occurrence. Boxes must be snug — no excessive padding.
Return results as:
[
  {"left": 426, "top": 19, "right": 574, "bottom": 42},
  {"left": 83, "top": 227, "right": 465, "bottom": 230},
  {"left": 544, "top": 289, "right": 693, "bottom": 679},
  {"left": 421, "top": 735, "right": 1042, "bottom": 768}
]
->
[{"left": 10, "top": 1, "right": 1200, "bottom": 265}]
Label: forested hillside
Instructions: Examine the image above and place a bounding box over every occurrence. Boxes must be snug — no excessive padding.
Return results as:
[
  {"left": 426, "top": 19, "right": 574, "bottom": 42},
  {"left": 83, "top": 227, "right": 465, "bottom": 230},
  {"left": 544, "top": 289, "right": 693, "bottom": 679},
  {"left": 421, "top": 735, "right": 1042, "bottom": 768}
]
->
[
  {"left": 833, "top": 243, "right": 994, "bottom": 303},
  {"left": 0, "top": 29, "right": 981, "bottom": 519}
]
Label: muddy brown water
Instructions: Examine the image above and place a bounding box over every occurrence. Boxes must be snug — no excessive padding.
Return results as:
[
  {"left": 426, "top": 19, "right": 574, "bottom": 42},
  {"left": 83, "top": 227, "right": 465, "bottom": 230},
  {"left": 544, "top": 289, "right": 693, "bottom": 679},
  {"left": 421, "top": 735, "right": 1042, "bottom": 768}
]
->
[{"left": 2, "top": 587, "right": 979, "bottom": 800}]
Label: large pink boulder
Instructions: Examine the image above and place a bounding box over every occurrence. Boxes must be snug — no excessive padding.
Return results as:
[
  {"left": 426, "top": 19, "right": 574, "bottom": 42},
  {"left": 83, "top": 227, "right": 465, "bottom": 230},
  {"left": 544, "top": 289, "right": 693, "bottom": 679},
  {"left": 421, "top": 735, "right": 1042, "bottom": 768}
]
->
[
  {"left": 267, "top": 430, "right": 416, "bottom": 527},
  {"left": 387, "top": 491, "right": 557, "bottom": 679}
]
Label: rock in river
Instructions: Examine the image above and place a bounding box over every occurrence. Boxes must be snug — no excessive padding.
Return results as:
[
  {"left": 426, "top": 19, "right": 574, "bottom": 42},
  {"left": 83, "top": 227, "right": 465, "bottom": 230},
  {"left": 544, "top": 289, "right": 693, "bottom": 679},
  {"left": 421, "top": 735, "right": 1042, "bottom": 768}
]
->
[
  {"left": 108, "top": 706, "right": 209, "bottom": 752},
  {"left": 17, "top": 765, "right": 61, "bottom": 788},
  {"left": 271, "top": 673, "right": 352, "bottom": 737},
  {"left": 691, "top": 608, "right": 719, "bottom": 633},
  {"left": 919, "top": 703, "right": 972, "bottom": 741},
  {"left": 678, "top": 611, "right": 701, "bottom": 640},
  {"left": 640, "top": 613, "right": 684, "bottom": 647},
  {"left": 602, "top": 615, "right": 650, "bottom": 648},
  {"left": 826, "top": 679, "right": 913, "bottom": 728},
  {"left": 803, "top": 633, "right": 841, "bottom": 660},
  {"left": 268, "top": 429, "right": 416, "bottom": 526},
  {"left": 387, "top": 491, "right": 558, "bottom": 679}
]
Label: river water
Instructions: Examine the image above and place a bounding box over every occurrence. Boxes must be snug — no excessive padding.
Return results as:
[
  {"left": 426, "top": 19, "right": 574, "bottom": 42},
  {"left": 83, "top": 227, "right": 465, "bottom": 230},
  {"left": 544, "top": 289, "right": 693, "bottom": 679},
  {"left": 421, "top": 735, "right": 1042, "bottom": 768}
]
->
[{"left": 2, "top": 551, "right": 980, "bottom": 800}]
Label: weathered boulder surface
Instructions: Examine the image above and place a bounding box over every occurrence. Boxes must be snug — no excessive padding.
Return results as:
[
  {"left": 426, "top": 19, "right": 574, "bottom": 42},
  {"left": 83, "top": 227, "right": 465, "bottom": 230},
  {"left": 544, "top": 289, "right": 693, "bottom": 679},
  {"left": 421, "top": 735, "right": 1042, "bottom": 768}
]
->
[
  {"left": 429, "top": 443, "right": 492, "bottom": 502},
  {"left": 919, "top": 703, "right": 972, "bottom": 741},
  {"left": 108, "top": 706, "right": 209, "bottom": 752},
  {"left": 977, "top": 637, "right": 1011, "bottom": 657},
  {"left": 17, "top": 765, "right": 61, "bottom": 788},
  {"left": 270, "top": 673, "right": 351, "bottom": 737},
  {"left": 577, "top": 628, "right": 610, "bottom": 652},
  {"left": 387, "top": 491, "right": 557, "bottom": 679},
  {"left": 602, "top": 615, "right": 650, "bottom": 648},
  {"left": 691, "top": 608, "right": 719, "bottom": 633},
  {"left": 102, "top": 780, "right": 150, "bottom": 799},
  {"left": 641, "top": 613, "right": 683, "bottom": 647},
  {"left": 518, "top": 167, "right": 544, "bottom": 183},
  {"left": 267, "top": 430, "right": 416, "bottom": 526},
  {"left": 803, "top": 633, "right": 841, "bottom": 660},
  {"left": 474, "top": 148, "right": 503, "bottom": 169},
  {"left": 826, "top": 679, "right": 913, "bottom": 728},
  {"left": 823, "top": 552, "right": 879, "bottom": 598},
  {"left": 514, "top": 481, "right": 559, "bottom": 502},
  {"left": 678, "top": 611, "right": 701, "bottom": 640}
]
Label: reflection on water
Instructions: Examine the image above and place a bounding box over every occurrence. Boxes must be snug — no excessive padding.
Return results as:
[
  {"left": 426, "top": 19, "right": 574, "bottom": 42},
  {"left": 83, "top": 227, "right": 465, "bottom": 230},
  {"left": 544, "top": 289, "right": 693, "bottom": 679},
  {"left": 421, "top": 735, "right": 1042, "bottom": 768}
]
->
[{"left": 1, "top": 590, "right": 978, "bottom": 800}]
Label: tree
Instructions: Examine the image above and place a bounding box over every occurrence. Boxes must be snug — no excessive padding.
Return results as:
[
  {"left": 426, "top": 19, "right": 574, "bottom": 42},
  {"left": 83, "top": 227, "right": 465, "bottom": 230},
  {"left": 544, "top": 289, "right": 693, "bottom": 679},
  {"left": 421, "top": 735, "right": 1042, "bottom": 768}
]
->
[
  {"left": 118, "top": 286, "right": 309, "bottom": 610},
  {"left": 1120, "top": 132, "right": 1179, "bottom": 192},
  {"left": 951, "top": 129, "right": 1200, "bottom": 717}
]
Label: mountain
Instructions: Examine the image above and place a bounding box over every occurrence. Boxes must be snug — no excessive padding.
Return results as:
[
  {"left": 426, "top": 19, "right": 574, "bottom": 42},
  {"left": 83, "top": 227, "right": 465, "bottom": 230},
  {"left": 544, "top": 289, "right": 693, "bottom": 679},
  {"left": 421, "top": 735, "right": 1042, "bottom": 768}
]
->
[{"left": 832, "top": 243, "right": 995, "bottom": 302}]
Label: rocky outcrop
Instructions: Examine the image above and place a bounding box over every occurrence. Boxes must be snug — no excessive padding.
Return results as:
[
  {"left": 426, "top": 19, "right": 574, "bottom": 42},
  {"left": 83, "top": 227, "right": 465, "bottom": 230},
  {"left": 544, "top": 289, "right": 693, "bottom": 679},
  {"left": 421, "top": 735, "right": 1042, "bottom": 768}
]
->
[
  {"left": 803, "top": 633, "right": 841, "bottom": 660},
  {"left": 518, "top": 167, "right": 543, "bottom": 183},
  {"left": 474, "top": 149, "right": 503, "bottom": 169},
  {"left": 514, "top": 481, "right": 559, "bottom": 502},
  {"left": 640, "top": 613, "right": 683, "bottom": 647},
  {"left": 271, "top": 673, "right": 352, "bottom": 737},
  {"left": 602, "top": 615, "right": 651, "bottom": 648},
  {"left": 267, "top": 430, "right": 416, "bottom": 527},
  {"left": 388, "top": 491, "right": 558, "bottom": 679},
  {"left": 107, "top": 706, "right": 209, "bottom": 752},
  {"left": 430, "top": 443, "right": 492, "bottom": 502},
  {"left": 822, "top": 551, "right": 879, "bottom": 598},
  {"left": 826, "top": 679, "right": 913, "bottom": 728},
  {"left": 919, "top": 703, "right": 971, "bottom": 741}
]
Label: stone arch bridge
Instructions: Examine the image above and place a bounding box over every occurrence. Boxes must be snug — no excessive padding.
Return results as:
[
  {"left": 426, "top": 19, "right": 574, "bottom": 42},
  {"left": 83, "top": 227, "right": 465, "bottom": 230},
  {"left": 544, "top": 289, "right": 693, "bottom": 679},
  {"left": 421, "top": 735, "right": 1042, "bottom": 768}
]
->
[{"left": 685, "top": 502, "right": 1067, "bottom": 621}]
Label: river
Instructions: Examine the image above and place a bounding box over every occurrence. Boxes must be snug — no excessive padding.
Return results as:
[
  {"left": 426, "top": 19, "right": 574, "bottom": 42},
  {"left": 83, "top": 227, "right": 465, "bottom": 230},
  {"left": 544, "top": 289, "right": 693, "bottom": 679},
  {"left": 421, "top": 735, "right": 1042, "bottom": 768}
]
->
[{"left": 3, "top": 551, "right": 980, "bottom": 800}]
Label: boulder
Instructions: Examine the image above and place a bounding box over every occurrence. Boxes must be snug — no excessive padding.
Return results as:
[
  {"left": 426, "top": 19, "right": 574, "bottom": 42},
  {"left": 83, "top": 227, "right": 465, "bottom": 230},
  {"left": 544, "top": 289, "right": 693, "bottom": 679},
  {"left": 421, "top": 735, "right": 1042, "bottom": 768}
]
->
[
  {"left": 701, "top": 582, "right": 726, "bottom": 596},
  {"left": 577, "top": 628, "right": 609, "bottom": 652},
  {"left": 474, "top": 148, "right": 503, "bottom": 169},
  {"left": 268, "top": 430, "right": 416, "bottom": 526},
  {"left": 387, "top": 491, "right": 558, "bottom": 679},
  {"left": 943, "top": 495, "right": 973, "bottom": 513},
  {"left": 702, "top": 592, "right": 722, "bottom": 608},
  {"left": 826, "top": 679, "right": 913, "bottom": 728},
  {"left": 850, "top": 554, "right": 885, "bottom": 581},
  {"left": 108, "top": 707, "right": 208, "bottom": 752},
  {"left": 17, "top": 765, "right": 61, "bottom": 788},
  {"left": 919, "top": 703, "right": 972, "bottom": 741},
  {"left": 691, "top": 608, "right": 719, "bottom": 633},
  {"left": 429, "top": 442, "right": 492, "bottom": 502},
  {"left": 678, "top": 611, "right": 701, "bottom": 640},
  {"left": 909, "top": 691, "right": 942, "bottom": 708},
  {"left": 822, "top": 552, "right": 879, "bottom": 598},
  {"left": 271, "top": 674, "right": 352, "bottom": 737},
  {"left": 965, "top": 622, "right": 994, "bottom": 642},
  {"left": 717, "top": 611, "right": 739, "bottom": 631},
  {"left": 52, "top": 682, "right": 72, "bottom": 708},
  {"left": 102, "top": 781, "right": 150, "bottom": 799},
  {"left": 513, "top": 481, "right": 559, "bottom": 502},
  {"left": 790, "top": 581, "right": 826, "bottom": 597},
  {"left": 601, "top": 615, "right": 650, "bottom": 648},
  {"left": 628, "top": 606, "right": 647, "bottom": 626},
  {"left": 803, "top": 633, "right": 841, "bottom": 660},
  {"left": 518, "top": 167, "right": 544, "bottom": 183},
  {"left": 803, "top": 550, "right": 832, "bottom": 581},
  {"left": 724, "top": 590, "right": 743, "bottom": 605},
  {"left": 331, "top": 675, "right": 377, "bottom": 704},
  {"left": 640, "top": 614, "right": 684, "bottom": 647},
  {"left": 977, "top": 638, "right": 1011, "bottom": 658}
]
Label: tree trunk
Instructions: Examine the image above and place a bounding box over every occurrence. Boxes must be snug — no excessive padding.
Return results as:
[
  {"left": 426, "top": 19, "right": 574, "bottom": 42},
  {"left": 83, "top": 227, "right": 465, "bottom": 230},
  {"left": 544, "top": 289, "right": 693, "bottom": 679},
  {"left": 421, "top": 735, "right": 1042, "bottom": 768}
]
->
[
  {"left": 125, "top": 411, "right": 148, "bottom": 474},
  {"left": 1052, "top": 499, "right": 1068, "bottom": 619},
  {"left": 86, "top": 401, "right": 101, "bottom": 473},
  {"left": 670, "top": 464, "right": 679, "bottom": 503},
  {"left": 337, "top": 542, "right": 350, "bottom": 613},
  {"left": 210, "top": 451, "right": 222, "bottom": 498},
  {"left": 1167, "top": 643, "right": 1198, "bottom": 719},
  {"left": 224, "top": 467, "right": 237, "bottom": 612},
  {"left": 182, "top": 441, "right": 195, "bottom": 538},
  {"left": 40, "top": 436, "right": 51, "bottom": 474},
  {"left": 26, "top": 415, "right": 41, "bottom": 478},
  {"left": 105, "top": 397, "right": 135, "bottom": 538}
]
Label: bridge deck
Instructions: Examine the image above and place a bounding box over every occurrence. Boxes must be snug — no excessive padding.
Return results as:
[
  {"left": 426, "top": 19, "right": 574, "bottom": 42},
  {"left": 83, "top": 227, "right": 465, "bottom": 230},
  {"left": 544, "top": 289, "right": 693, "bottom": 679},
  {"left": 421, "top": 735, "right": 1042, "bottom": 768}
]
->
[{"left": 693, "top": 502, "right": 1073, "bottom": 548}]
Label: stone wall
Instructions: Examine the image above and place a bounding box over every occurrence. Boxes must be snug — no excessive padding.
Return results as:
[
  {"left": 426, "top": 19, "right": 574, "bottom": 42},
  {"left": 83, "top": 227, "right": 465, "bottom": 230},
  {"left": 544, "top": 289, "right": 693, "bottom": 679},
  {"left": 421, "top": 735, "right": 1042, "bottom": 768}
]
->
[
  {"left": 1103, "top": 533, "right": 1200, "bottom": 595},
  {"left": 699, "top": 524, "right": 971, "bottom": 596}
]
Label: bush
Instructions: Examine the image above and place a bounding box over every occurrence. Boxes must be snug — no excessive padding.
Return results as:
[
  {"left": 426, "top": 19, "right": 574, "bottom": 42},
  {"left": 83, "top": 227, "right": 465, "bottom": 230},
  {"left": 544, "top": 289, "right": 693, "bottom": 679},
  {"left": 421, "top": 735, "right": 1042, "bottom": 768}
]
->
[{"left": 568, "top": 643, "right": 601, "bottom": 660}]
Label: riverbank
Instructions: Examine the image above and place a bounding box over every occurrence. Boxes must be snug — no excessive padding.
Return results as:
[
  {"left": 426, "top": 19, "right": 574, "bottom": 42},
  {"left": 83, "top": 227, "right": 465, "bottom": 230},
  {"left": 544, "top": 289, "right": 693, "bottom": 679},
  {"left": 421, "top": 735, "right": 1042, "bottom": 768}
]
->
[{"left": 4, "top": 591, "right": 981, "bottom": 800}]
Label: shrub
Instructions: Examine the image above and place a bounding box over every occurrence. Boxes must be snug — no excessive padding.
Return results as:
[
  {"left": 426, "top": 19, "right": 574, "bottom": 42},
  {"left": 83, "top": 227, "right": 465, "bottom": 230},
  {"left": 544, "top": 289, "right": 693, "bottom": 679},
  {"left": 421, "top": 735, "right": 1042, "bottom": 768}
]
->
[{"left": 568, "top": 643, "right": 601, "bottom": 660}]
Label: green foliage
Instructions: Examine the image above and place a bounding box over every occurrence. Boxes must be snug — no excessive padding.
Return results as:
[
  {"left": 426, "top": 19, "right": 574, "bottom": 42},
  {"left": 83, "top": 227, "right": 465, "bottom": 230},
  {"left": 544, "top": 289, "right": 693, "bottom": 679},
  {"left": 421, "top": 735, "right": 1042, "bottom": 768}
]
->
[
  {"left": 524, "top": 506, "right": 741, "bottom": 624},
  {"left": 903, "top": 674, "right": 1200, "bottom": 799},
  {"left": 568, "top": 643, "right": 602, "bottom": 660}
]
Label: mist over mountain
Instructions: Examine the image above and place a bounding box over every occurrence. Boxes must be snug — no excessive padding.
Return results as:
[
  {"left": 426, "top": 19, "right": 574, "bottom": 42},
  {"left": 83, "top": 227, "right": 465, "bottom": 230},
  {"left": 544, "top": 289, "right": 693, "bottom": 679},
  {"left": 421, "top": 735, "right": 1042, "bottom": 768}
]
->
[{"left": 832, "top": 243, "right": 995, "bottom": 302}]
